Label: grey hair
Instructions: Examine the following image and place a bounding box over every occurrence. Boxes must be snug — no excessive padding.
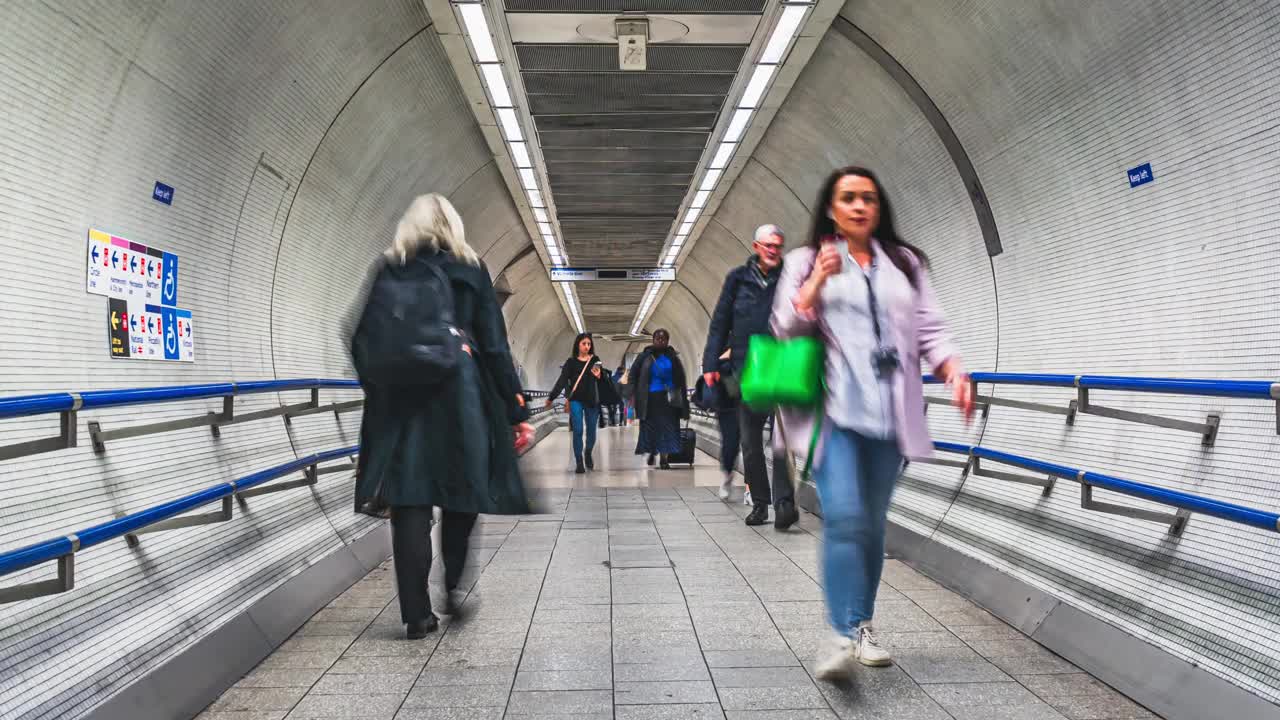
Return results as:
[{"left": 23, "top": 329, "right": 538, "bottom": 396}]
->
[{"left": 387, "top": 193, "right": 479, "bottom": 266}]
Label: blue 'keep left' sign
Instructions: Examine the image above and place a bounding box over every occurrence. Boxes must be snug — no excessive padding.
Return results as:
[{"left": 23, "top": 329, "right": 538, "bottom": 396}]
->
[
  {"left": 1127, "top": 163, "right": 1154, "bottom": 188},
  {"left": 153, "top": 181, "right": 175, "bottom": 205}
]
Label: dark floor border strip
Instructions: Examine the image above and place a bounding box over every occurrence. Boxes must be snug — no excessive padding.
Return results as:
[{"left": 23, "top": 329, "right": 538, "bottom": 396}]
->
[
  {"left": 831, "top": 16, "right": 1003, "bottom": 257},
  {"left": 794, "top": 478, "right": 1277, "bottom": 720}
]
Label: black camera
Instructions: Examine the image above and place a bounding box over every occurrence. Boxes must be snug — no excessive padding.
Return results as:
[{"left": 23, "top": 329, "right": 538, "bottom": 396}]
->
[{"left": 871, "top": 347, "right": 900, "bottom": 379}]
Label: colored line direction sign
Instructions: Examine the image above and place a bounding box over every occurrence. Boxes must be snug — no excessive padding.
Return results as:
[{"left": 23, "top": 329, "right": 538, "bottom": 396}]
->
[
  {"left": 108, "top": 298, "right": 195, "bottom": 362},
  {"left": 550, "top": 267, "right": 675, "bottom": 282},
  {"left": 87, "top": 228, "right": 180, "bottom": 306}
]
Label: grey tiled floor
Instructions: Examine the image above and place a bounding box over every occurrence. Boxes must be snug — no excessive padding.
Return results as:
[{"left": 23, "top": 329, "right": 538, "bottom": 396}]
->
[{"left": 199, "top": 426, "right": 1160, "bottom": 720}]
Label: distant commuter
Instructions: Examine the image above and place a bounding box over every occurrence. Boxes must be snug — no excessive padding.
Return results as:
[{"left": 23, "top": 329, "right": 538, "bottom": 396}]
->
[
  {"left": 702, "top": 224, "right": 797, "bottom": 529},
  {"left": 611, "top": 363, "right": 628, "bottom": 425},
  {"left": 771, "top": 166, "right": 972, "bottom": 678},
  {"left": 546, "top": 333, "right": 604, "bottom": 474},
  {"left": 627, "top": 329, "right": 689, "bottom": 469},
  {"left": 598, "top": 358, "right": 623, "bottom": 428},
  {"left": 350, "top": 193, "right": 535, "bottom": 640}
]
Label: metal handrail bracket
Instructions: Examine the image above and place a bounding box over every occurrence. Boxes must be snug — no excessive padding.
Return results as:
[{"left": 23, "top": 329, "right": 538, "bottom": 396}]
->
[
  {"left": 124, "top": 496, "right": 234, "bottom": 547},
  {"left": 971, "top": 456, "right": 1056, "bottom": 495},
  {"left": 0, "top": 536, "right": 77, "bottom": 605},
  {"left": 1080, "top": 480, "right": 1191, "bottom": 536},
  {"left": 0, "top": 394, "right": 81, "bottom": 462},
  {"left": 1077, "top": 384, "right": 1221, "bottom": 447}
]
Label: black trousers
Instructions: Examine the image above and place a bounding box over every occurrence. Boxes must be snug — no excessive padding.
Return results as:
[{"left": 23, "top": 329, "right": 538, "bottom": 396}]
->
[
  {"left": 717, "top": 408, "right": 741, "bottom": 473},
  {"left": 739, "top": 405, "right": 793, "bottom": 508},
  {"left": 390, "top": 506, "right": 477, "bottom": 624}
]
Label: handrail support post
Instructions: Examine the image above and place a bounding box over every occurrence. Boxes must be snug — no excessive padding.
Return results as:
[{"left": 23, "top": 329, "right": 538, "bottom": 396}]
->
[
  {"left": 124, "top": 496, "right": 234, "bottom": 547},
  {"left": 0, "top": 408, "right": 80, "bottom": 461},
  {"left": 1080, "top": 482, "right": 1191, "bottom": 536},
  {"left": 972, "top": 457, "right": 1055, "bottom": 495},
  {"left": 0, "top": 554, "right": 75, "bottom": 605},
  {"left": 1078, "top": 388, "right": 1221, "bottom": 447}
]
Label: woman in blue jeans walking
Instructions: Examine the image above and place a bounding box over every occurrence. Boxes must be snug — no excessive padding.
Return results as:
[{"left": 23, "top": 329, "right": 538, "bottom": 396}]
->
[
  {"left": 772, "top": 167, "right": 973, "bottom": 679},
  {"left": 545, "top": 333, "right": 605, "bottom": 474}
]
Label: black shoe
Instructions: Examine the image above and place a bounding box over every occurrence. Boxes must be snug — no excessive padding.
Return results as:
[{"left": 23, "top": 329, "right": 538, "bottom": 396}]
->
[
  {"left": 647, "top": 454, "right": 656, "bottom": 466},
  {"left": 745, "top": 504, "right": 769, "bottom": 526},
  {"left": 442, "top": 591, "right": 466, "bottom": 620},
  {"left": 406, "top": 614, "right": 439, "bottom": 639},
  {"left": 575, "top": 460, "right": 586, "bottom": 474},
  {"left": 659, "top": 460, "right": 671, "bottom": 470},
  {"left": 774, "top": 500, "right": 799, "bottom": 530},
  {"left": 585, "top": 449, "right": 594, "bottom": 470}
]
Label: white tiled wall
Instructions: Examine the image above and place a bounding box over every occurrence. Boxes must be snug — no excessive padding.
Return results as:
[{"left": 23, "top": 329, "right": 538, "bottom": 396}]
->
[
  {"left": 654, "top": 0, "right": 1280, "bottom": 705},
  {"left": 0, "top": 2, "right": 564, "bottom": 718}
]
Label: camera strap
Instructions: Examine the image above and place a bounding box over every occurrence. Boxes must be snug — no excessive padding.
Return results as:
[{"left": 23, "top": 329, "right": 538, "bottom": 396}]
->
[{"left": 861, "top": 265, "right": 885, "bottom": 347}]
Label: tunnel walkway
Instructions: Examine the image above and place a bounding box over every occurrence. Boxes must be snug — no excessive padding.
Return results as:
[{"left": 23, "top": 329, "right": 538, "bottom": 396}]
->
[{"left": 198, "top": 426, "right": 1158, "bottom": 720}]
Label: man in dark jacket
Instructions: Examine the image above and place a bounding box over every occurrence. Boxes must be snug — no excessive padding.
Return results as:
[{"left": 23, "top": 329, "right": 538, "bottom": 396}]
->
[{"left": 701, "top": 224, "right": 798, "bottom": 529}]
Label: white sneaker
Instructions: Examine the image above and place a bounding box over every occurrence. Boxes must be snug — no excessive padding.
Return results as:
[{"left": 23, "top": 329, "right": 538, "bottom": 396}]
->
[
  {"left": 719, "top": 472, "right": 733, "bottom": 500},
  {"left": 814, "top": 634, "right": 854, "bottom": 680},
  {"left": 855, "top": 623, "right": 892, "bottom": 667}
]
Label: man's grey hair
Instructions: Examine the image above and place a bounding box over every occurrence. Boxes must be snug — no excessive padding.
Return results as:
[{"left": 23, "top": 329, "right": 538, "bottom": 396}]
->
[{"left": 753, "top": 224, "right": 784, "bottom": 244}]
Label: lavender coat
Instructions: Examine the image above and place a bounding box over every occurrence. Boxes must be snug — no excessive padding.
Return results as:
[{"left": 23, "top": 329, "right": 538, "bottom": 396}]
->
[{"left": 769, "top": 239, "right": 958, "bottom": 464}]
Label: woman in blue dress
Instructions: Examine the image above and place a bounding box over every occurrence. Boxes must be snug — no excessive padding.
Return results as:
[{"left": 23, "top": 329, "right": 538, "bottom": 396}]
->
[{"left": 626, "top": 329, "right": 690, "bottom": 469}]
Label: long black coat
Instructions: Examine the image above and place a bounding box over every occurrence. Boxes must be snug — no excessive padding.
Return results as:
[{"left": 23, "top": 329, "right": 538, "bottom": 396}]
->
[
  {"left": 626, "top": 346, "right": 690, "bottom": 421},
  {"left": 351, "top": 252, "right": 531, "bottom": 514}
]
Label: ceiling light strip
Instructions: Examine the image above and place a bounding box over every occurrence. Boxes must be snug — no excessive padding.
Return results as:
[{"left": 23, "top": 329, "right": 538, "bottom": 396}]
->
[
  {"left": 631, "top": 1, "right": 814, "bottom": 336},
  {"left": 452, "top": 0, "right": 584, "bottom": 332}
]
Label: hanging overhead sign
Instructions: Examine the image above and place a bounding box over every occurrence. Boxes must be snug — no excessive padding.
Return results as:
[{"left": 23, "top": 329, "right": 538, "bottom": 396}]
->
[
  {"left": 107, "top": 298, "right": 195, "bottom": 362},
  {"left": 86, "top": 229, "right": 180, "bottom": 306},
  {"left": 550, "top": 267, "right": 675, "bottom": 282}
]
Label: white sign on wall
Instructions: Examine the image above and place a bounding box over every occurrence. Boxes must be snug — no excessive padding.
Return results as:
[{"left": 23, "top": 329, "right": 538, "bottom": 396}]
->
[
  {"left": 89, "top": 227, "right": 194, "bottom": 362},
  {"left": 86, "top": 228, "right": 180, "bottom": 305}
]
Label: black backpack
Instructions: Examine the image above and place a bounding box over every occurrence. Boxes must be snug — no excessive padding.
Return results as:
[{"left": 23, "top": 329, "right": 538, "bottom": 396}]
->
[{"left": 351, "top": 255, "right": 465, "bottom": 386}]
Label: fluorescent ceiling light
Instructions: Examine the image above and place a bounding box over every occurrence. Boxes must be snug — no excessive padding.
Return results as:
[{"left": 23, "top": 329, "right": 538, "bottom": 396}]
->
[
  {"left": 510, "top": 142, "right": 532, "bottom": 168},
  {"left": 709, "top": 142, "right": 735, "bottom": 169},
  {"left": 458, "top": 3, "right": 498, "bottom": 62},
  {"left": 533, "top": 207, "right": 548, "bottom": 222},
  {"left": 519, "top": 168, "right": 538, "bottom": 190},
  {"left": 683, "top": 208, "right": 700, "bottom": 225},
  {"left": 724, "top": 108, "right": 752, "bottom": 143},
  {"left": 496, "top": 108, "right": 522, "bottom": 141},
  {"left": 691, "top": 191, "right": 710, "bottom": 209},
  {"left": 479, "top": 63, "right": 512, "bottom": 107},
  {"left": 527, "top": 188, "right": 544, "bottom": 207},
  {"left": 700, "top": 169, "right": 722, "bottom": 191},
  {"left": 760, "top": 4, "right": 808, "bottom": 64},
  {"left": 537, "top": 221, "right": 553, "bottom": 235},
  {"left": 739, "top": 64, "right": 776, "bottom": 108},
  {"left": 678, "top": 222, "right": 695, "bottom": 235}
]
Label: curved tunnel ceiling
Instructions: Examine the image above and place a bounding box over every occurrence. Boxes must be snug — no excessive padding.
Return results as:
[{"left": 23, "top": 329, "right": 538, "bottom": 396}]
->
[{"left": 3, "top": 2, "right": 1280, "bottom": 716}]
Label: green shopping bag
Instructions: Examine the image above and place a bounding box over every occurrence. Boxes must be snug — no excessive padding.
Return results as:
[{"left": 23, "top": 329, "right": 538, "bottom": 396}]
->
[{"left": 738, "top": 334, "right": 824, "bottom": 411}]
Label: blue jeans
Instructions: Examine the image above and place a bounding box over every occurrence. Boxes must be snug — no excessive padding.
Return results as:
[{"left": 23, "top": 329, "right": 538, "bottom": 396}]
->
[
  {"left": 570, "top": 401, "right": 599, "bottom": 461},
  {"left": 815, "top": 425, "right": 904, "bottom": 637}
]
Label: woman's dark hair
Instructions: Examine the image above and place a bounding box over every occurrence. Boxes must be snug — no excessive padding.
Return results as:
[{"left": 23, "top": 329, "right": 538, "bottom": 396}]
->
[
  {"left": 570, "top": 332, "right": 594, "bottom": 358},
  {"left": 809, "top": 166, "right": 927, "bottom": 287}
]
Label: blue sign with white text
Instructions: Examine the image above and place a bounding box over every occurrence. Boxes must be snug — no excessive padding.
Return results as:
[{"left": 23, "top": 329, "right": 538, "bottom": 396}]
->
[
  {"left": 161, "top": 252, "right": 179, "bottom": 306},
  {"left": 1127, "top": 163, "right": 1154, "bottom": 188},
  {"left": 153, "top": 181, "right": 174, "bottom": 205}
]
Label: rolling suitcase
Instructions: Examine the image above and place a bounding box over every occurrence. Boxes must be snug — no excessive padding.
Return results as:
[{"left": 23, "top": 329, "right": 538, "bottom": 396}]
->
[{"left": 669, "top": 423, "right": 697, "bottom": 465}]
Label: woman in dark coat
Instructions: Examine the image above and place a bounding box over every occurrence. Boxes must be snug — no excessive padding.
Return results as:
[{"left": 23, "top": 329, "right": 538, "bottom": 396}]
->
[
  {"left": 350, "top": 193, "right": 534, "bottom": 640},
  {"left": 627, "top": 328, "right": 690, "bottom": 469}
]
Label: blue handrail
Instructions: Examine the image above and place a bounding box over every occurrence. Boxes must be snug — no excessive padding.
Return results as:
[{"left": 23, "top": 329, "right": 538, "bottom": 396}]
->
[
  {"left": 0, "top": 445, "right": 359, "bottom": 577},
  {"left": 932, "top": 442, "right": 1279, "bottom": 533},
  {"left": 923, "top": 372, "right": 1278, "bottom": 399},
  {"left": 0, "top": 378, "right": 362, "bottom": 420}
]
